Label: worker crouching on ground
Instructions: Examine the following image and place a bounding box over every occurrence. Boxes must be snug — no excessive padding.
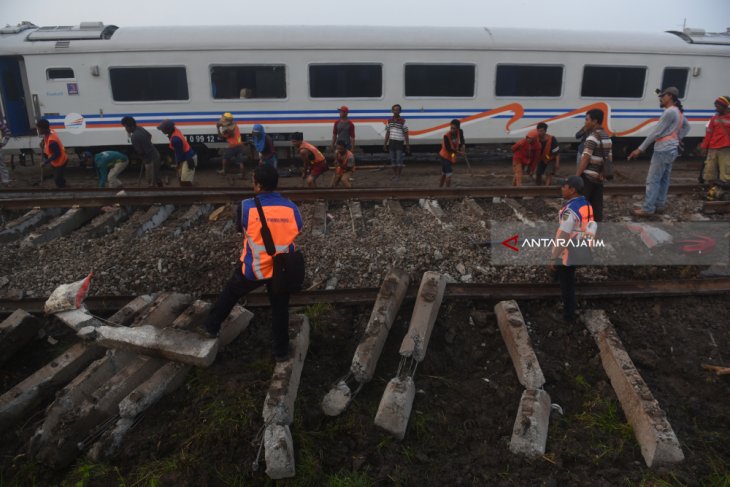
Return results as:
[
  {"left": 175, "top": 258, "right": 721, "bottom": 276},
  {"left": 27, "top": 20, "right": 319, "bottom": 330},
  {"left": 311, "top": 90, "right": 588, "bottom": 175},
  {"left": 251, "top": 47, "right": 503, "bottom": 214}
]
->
[
  {"left": 216, "top": 112, "right": 245, "bottom": 176},
  {"left": 93, "top": 150, "right": 129, "bottom": 188},
  {"left": 291, "top": 132, "right": 328, "bottom": 187},
  {"left": 37, "top": 118, "right": 68, "bottom": 188},
  {"left": 332, "top": 140, "right": 355, "bottom": 188},
  {"left": 511, "top": 129, "right": 540, "bottom": 186},
  {"left": 202, "top": 164, "right": 302, "bottom": 361},
  {"left": 438, "top": 119, "right": 465, "bottom": 188},
  {"left": 549, "top": 175, "right": 596, "bottom": 325},
  {"left": 157, "top": 119, "right": 196, "bottom": 186},
  {"left": 251, "top": 124, "right": 278, "bottom": 168}
]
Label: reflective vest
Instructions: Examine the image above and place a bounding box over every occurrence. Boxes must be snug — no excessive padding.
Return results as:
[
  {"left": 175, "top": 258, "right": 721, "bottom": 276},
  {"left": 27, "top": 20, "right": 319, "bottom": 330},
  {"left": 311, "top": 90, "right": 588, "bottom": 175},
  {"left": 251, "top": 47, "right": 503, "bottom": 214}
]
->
[
  {"left": 656, "top": 108, "right": 685, "bottom": 144},
  {"left": 540, "top": 135, "right": 557, "bottom": 162},
  {"left": 300, "top": 141, "right": 326, "bottom": 164},
  {"left": 168, "top": 128, "right": 191, "bottom": 153},
  {"left": 335, "top": 150, "right": 354, "bottom": 174},
  {"left": 239, "top": 195, "right": 301, "bottom": 280},
  {"left": 225, "top": 125, "right": 242, "bottom": 147},
  {"left": 439, "top": 129, "right": 461, "bottom": 162},
  {"left": 43, "top": 130, "right": 68, "bottom": 168},
  {"left": 557, "top": 196, "right": 595, "bottom": 265}
]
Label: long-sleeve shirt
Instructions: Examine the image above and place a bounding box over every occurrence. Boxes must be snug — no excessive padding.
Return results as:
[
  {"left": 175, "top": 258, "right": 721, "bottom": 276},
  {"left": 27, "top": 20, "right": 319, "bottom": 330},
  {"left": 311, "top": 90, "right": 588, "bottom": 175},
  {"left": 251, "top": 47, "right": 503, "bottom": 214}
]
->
[
  {"left": 700, "top": 112, "right": 730, "bottom": 150},
  {"left": 94, "top": 151, "right": 128, "bottom": 187},
  {"left": 170, "top": 135, "right": 195, "bottom": 163},
  {"left": 43, "top": 140, "right": 62, "bottom": 165},
  {"left": 0, "top": 118, "right": 10, "bottom": 147},
  {"left": 129, "top": 126, "right": 159, "bottom": 162},
  {"left": 638, "top": 106, "right": 691, "bottom": 152}
]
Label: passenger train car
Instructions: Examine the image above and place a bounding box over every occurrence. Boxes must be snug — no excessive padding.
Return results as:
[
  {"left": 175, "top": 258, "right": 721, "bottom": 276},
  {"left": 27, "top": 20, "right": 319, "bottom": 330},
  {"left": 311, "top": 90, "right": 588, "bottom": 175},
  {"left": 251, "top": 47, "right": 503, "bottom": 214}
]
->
[{"left": 0, "top": 22, "right": 729, "bottom": 157}]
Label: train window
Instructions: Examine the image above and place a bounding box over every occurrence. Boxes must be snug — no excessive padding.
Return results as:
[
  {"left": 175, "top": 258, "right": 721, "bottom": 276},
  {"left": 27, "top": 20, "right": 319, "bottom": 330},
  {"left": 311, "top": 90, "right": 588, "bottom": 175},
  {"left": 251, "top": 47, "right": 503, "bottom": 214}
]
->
[
  {"left": 662, "top": 68, "right": 689, "bottom": 98},
  {"left": 210, "top": 65, "right": 286, "bottom": 99},
  {"left": 46, "top": 68, "right": 75, "bottom": 80},
  {"left": 581, "top": 66, "right": 646, "bottom": 98},
  {"left": 495, "top": 65, "right": 563, "bottom": 97},
  {"left": 405, "top": 64, "right": 475, "bottom": 97},
  {"left": 309, "top": 64, "right": 382, "bottom": 98},
  {"left": 109, "top": 67, "right": 188, "bottom": 102}
]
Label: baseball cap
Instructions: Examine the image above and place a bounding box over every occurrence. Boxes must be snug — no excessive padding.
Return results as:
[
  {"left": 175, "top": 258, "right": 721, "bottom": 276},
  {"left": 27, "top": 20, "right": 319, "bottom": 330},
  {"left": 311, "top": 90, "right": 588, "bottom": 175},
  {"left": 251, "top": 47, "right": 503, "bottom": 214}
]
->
[
  {"left": 337, "top": 106, "right": 349, "bottom": 114},
  {"left": 565, "top": 175, "right": 584, "bottom": 192},
  {"left": 658, "top": 86, "right": 679, "bottom": 97}
]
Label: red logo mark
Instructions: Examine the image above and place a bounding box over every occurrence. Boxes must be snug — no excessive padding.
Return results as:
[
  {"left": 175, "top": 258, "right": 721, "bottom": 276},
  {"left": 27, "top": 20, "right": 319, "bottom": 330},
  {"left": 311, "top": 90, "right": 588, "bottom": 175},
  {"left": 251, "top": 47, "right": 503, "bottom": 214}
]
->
[{"left": 502, "top": 234, "right": 519, "bottom": 252}]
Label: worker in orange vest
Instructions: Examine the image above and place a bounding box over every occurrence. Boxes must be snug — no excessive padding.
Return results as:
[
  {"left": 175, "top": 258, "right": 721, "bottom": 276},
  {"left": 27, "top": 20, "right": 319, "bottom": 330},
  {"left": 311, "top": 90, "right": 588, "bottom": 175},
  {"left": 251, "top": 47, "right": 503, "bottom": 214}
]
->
[
  {"left": 216, "top": 112, "right": 245, "bottom": 176},
  {"left": 331, "top": 140, "right": 355, "bottom": 188},
  {"left": 202, "top": 164, "right": 302, "bottom": 361},
  {"left": 549, "top": 176, "right": 596, "bottom": 325},
  {"left": 157, "top": 119, "right": 196, "bottom": 186},
  {"left": 700, "top": 95, "right": 730, "bottom": 188},
  {"left": 438, "top": 119, "right": 465, "bottom": 187},
  {"left": 535, "top": 122, "right": 560, "bottom": 186},
  {"left": 37, "top": 118, "right": 68, "bottom": 188},
  {"left": 511, "top": 130, "right": 540, "bottom": 186},
  {"left": 291, "top": 132, "right": 328, "bottom": 187}
]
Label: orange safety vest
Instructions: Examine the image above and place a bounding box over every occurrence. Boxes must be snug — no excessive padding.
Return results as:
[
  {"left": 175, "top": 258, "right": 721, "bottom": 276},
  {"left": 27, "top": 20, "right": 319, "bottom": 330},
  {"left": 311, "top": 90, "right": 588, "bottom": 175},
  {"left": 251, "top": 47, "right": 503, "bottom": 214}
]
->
[
  {"left": 656, "top": 108, "right": 685, "bottom": 143},
  {"left": 43, "top": 130, "right": 68, "bottom": 168},
  {"left": 239, "top": 200, "right": 301, "bottom": 280},
  {"left": 439, "top": 129, "right": 461, "bottom": 162},
  {"left": 168, "top": 127, "right": 191, "bottom": 153},
  {"left": 225, "top": 125, "right": 242, "bottom": 147},
  {"left": 299, "top": 141, "right": 326, "bottom": 164},
  {"left": 540, "top": 135, "right": 557, "bottom": 162},
  {"left": 557, "top": 197, "right": 595, "bottom": 265}
]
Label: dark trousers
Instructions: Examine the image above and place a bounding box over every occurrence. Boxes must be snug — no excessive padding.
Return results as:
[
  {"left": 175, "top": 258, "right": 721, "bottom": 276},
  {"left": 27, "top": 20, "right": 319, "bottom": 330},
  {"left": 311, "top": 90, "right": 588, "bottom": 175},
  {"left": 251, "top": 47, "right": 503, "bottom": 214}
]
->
[
  {"left": 205, "top": 264, "right": 290, "bottom": 356},
  {"left": 53, "top": 165, "right": 66, "bottom": 188},
  {"left": 556, "top": 265, "right": 576, "bottom": 323},
  {"left": 581, "top": 175, "right": 603, "bottom": 222}
]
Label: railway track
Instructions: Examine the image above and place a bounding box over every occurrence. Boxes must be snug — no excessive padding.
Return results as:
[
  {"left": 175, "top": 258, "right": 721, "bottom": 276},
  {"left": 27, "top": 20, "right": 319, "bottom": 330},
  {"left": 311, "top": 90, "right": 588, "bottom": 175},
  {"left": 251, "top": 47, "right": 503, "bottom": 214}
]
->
[
  {"left": 0, "top": 184, "right": 700, "bottom": 209},
  {"left": 3, "top": 277, "right": 729, "bottom": 314}
]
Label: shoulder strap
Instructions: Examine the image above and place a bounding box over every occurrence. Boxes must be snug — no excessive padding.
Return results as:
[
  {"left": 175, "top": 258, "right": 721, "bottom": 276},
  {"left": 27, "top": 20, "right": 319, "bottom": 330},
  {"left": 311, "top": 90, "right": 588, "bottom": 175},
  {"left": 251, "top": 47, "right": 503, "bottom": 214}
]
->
[{"left": 254, "top": 196, "right": 277, "bottom": 256}]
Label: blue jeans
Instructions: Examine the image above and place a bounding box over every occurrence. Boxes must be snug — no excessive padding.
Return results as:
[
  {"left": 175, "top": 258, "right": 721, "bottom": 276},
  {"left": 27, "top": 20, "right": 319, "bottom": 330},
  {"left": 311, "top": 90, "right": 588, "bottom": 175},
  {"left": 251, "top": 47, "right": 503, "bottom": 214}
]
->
[
  {"left": 643, "top": 149, "right": 677, "bottom": 213},
  {"left": 389, "top": 140, "right": 405, "bottom": 167}
]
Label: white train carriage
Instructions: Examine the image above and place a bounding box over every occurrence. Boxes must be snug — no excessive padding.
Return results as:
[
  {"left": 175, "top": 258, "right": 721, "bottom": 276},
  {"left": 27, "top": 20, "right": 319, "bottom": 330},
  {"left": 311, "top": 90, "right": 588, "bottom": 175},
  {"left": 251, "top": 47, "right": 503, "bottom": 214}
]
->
[{"left": 0, "top": 22, "right": 728, "bottom": 157}]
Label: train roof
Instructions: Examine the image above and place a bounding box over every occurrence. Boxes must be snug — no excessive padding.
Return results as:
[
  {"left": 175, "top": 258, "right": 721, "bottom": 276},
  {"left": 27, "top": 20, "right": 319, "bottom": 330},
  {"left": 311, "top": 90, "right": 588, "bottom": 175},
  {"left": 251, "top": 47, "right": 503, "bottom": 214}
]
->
[{"left": 1, "top": 23, "right": 729, "bottom": 57}]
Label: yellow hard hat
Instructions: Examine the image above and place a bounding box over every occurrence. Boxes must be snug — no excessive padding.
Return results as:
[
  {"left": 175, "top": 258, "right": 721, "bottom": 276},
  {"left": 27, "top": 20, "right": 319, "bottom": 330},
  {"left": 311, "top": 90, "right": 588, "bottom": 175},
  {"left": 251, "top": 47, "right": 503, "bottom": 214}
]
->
[{"left": 222, "top": 112, "right": 234, "bottom": 120}]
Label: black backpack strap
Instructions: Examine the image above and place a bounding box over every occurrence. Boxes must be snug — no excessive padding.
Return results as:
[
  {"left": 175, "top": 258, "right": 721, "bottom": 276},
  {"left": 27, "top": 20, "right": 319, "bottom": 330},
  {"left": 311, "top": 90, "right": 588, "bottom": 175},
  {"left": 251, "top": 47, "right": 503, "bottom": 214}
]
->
[{"left": 253, "top": 196, "right": 277, "bottom": 256}]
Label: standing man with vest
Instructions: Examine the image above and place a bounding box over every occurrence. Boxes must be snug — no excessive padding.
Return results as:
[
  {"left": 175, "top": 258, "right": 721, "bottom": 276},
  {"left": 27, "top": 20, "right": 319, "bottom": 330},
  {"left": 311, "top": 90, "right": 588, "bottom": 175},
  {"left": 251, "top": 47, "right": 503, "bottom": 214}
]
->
[
  {"left": 292, "top": 132, "right": 328, "bottom": 187},
  {"left": 628, "top": 86, "right": 690, "bottom": 216},
  {"left": 438, "top": 119, "right": 464, "bottom": 188},
  {"left": 121, "top": 116, "right": 163, "bottom": 187},
  {"left": 535, "top": 122, "right": 560, "bottom": 186},
  {"left": 700, "top": 96, "right": 730, "bottom": 188},
  {"left": 331, "top": 106, "right": 355, "bottom": 152},
  {"left": 37, "top": 118, "right": 68, "bottom": 188},
  {"left": 157, "top": 119, "right": 196, "bottom": 186},
  {"left": 203, "top": 164, "right": 302, "bottom": 361},
  {"left": 511, "top": 129, "right": 540, "bottom": 186},
  {"left": 331, "top": 140, "right": 355, "bottom": 188},
  {"left": 577, "top": 109, "right": 613, "bottom": 222},
  {"left": 549, "top": 176, "right": 596, "bottom": 325}
]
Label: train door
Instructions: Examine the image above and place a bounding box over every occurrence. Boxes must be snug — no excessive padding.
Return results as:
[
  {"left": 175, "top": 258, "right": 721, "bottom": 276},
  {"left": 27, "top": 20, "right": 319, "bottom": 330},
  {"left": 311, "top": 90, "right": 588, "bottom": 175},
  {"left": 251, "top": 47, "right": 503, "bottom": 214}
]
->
[{"left": 0, "top": 56, "right": 32, "bottom": 135}]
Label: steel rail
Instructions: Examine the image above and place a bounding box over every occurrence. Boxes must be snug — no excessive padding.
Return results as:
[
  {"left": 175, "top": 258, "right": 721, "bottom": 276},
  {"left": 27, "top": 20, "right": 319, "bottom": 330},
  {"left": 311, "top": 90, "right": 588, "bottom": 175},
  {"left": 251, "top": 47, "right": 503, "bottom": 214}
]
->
[
  {"left": 0, "top": 184, "right": 700, "bottom": 209},
  {"left": 2, "top": 278, "right": 727, "bottom": 314}
]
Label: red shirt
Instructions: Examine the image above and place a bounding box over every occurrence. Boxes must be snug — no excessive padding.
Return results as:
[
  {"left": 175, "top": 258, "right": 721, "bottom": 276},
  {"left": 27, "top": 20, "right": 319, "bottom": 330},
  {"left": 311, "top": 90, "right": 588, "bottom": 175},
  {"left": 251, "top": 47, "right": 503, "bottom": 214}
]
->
[
  {"left": 511, "top": 138, "right": 541, "bottom": 166},
  {"left": 701, "top": 112, "right": 730, "bottom": 150}
]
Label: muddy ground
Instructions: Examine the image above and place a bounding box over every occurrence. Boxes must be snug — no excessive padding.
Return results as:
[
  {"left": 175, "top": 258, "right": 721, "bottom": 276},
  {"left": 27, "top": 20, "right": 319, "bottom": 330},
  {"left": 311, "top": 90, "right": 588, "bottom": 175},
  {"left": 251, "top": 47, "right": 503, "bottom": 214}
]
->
[{"left": 1, "top": 152, "right": 728, "bottom": 486}]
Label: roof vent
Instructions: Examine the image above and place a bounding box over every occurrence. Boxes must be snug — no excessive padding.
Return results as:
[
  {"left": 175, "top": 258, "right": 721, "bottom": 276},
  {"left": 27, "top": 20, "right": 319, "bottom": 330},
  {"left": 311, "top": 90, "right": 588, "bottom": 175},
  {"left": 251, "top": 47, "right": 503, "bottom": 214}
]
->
[
  {"left": 666, "top": 28, "right": 730, "bottom": 46},
  {"left": 26, "top": 22, "right": 118, "bottom": 41},
  {"left": 55, "top": 40, "right": 71, "bottom": 49}
]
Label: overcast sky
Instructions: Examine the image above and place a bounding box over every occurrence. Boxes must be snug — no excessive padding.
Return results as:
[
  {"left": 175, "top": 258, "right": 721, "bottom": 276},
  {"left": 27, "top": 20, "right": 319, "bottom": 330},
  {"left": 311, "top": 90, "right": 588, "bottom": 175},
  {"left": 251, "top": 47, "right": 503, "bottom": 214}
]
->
[{"left": 2, "top": 0, "right": 729, "bottom": 33}]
